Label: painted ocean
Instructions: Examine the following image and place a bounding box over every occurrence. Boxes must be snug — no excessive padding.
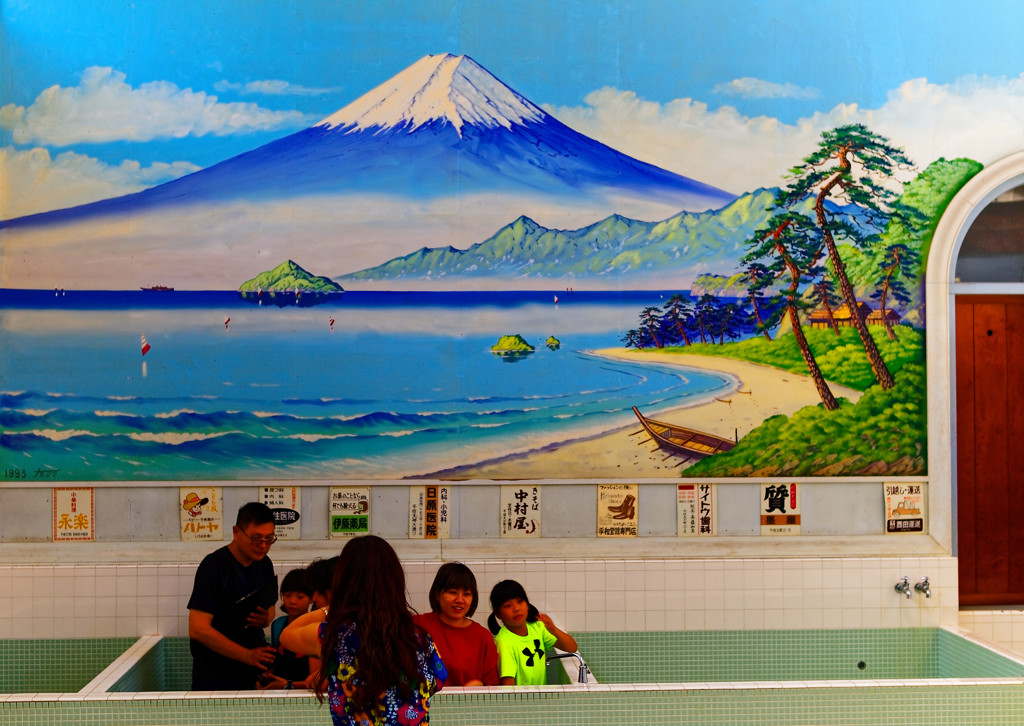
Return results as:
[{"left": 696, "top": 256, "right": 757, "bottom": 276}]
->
[{"left": 0, "top": 290, "right": 735, "bottom": 481}]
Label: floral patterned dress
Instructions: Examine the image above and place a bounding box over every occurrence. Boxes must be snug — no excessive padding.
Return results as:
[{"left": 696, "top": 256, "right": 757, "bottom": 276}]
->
[{"left": 319, "top": 621, "right": 446, "bottom": 726}]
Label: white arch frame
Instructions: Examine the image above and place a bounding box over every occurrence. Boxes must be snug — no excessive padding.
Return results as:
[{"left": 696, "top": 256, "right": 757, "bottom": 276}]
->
[{"left": 926, "top": 150, "right": 1024, "bottom": 554}]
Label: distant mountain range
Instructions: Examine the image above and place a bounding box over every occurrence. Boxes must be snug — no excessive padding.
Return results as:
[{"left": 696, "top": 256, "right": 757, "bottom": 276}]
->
[
  {"left": 336, "top": 181, "right": 895, "bottom": 291},
  {"left": 341, "top": 188, "right": 780, "bottom": 287}
]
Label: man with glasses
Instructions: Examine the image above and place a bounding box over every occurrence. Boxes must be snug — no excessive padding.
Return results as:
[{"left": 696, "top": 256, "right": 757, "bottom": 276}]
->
[{"left": 188, "top": 501, "right": 279, "bottom": 690}]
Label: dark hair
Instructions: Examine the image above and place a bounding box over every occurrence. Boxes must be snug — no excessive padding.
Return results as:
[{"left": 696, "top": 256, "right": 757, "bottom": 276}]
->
[
  {"left": 236, "top": 501, "right": 275, "bottom": 529},
  {"left": 306, "top": 556, "right": 339, "bottom": 598},
  {"left": 486, "top": 579, "right": 539, "bottom": 635},
  {"left": 428, "top": 562, "right": 479, "bottom": 618},
  {"left": 280, "top": 568, "right": 311, "bottom": 597},
  {"left": 317, "top": 536, "right": 423, "bottom": 711}
]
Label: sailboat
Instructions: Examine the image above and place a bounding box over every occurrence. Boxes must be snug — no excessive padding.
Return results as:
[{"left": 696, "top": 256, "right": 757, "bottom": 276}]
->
[{"left": 140, "top": 334, "right": 151, "bottom": 356}]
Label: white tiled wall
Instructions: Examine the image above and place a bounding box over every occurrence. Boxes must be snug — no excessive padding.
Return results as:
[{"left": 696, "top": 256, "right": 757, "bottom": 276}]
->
[
  {"left": 958, "top": 609, "right": 1024, "bottom": 656},
  {"left": 0, "top": 556, "right": 957, "bottom": 639}
]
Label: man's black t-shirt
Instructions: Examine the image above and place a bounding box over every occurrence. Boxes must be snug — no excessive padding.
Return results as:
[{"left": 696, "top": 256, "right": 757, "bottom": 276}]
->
[{"left": 187, "top": 546, "right": 276, "bottom": 690}]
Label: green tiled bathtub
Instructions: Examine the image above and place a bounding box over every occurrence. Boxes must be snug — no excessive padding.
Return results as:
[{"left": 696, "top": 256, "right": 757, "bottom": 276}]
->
[
  {"left": 0, "top": 638, "right": 136, "bottom": 693},
  {"left": 575, "top": 627, "right": 1024, "bottom": 682},
  {"left": 97, "top": 630, "right": 1024, "bottom": 693},
  {"left": 3, "top": 628, "right": 1024, "bottom": 725},
  {"left": 106, "top": 636, "right": 192, "bottom": 692},
  {"left": 96, "top": 636, "right": 571, "bottom": 692}
]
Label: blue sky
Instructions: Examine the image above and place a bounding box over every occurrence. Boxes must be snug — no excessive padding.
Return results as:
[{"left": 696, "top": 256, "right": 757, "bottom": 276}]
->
[{"left": 3, "top": 0, "right": 1024, "bottom": 217}]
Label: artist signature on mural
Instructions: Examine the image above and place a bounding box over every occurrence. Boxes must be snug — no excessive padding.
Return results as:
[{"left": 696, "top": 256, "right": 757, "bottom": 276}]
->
[{"left": 4, "top": 467, "right": 60, "bottom": 480}]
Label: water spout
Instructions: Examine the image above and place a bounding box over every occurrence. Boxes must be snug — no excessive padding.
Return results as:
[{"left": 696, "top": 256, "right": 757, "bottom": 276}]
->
[
  {"left": 915, "top": 577, "right": 931, "bottom": 598},
  {"left": 547, "top": 651, "right": 590, "bottom": 684},
  {"left": 895, "top": 576, "right": 911, "bottom": 599}
]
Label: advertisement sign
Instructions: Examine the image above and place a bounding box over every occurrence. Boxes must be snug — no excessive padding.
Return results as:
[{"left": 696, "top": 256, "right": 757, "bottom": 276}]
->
[
  {"left": 410, "top": 485, "right": 450, "bottom": 539},
  {"left": 329, "top": 487, "right": 370, "bottom": 538},
  {"left": 678, "top": 483, "right": 716, "bottom": 536},
  {"left": 260, "top": 486, "right": 301, "bottom": 540},
  {"left": 179, "top": 486, "right": 223, "bottom": 541},
  {"left": 52, "top": 487, "right": 94, "bottom": 541},
  {"left": 597, "top": 483, "right": 638, "bottom": 537},
  {"left": 500, "top": 485, "right": 541, "bottom": 537},
  {"left": 760, "top": 482, "right": 800, "bottom": 535},
  {"left": 885, "top": 483, "right": 925, "bottom": 533}
]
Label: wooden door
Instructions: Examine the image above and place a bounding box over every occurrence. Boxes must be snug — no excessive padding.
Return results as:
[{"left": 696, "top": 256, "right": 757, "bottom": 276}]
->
[{"left": 956, "top": 295, "right": 1024, "bottom": 605}]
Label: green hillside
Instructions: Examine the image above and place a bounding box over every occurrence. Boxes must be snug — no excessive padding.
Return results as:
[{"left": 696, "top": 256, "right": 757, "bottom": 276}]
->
[{"left": 239, "top": 260, "right": 344, "bottom": 292}]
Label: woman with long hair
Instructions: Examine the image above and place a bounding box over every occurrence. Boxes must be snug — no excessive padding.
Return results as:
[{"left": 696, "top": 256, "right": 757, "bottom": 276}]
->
[{"left": 281, "top": 536, "right": 446, "bottom": 725}]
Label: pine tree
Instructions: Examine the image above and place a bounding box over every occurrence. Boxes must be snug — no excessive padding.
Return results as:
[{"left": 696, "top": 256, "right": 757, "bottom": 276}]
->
[
  {"left": 661, "top": 294, "right": 694, "bottom": 346},
  {"left": 743, "top": 213, "right": 839, "bottom": 410},
  {"left": 777, "top": 123, "right": 914, "bottom": 389}
]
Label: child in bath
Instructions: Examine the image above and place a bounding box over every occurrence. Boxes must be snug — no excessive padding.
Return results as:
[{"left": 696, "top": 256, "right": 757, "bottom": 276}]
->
[
  {"left": 261, "top": 568, "right": 317, "bottom": 690},
  {"left": 487, "top": 579, "right": 577, "bottom": 685}
]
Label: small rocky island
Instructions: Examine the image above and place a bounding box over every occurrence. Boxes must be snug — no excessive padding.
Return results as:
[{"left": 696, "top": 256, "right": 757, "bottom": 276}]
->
[
  {"left": 545, "top": 336, "right": 561, "bottom": 350},
  {"left": 491, "top": 334, "right": 535, "bottom": 358},
  {"left": 240, "top": 260, "right": 344, "bottom": 293}
]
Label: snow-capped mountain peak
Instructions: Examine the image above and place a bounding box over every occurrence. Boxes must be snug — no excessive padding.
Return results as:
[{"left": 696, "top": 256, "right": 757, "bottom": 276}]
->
[{"left": 317, "top": 53, "right": 546, "bottom": 136}]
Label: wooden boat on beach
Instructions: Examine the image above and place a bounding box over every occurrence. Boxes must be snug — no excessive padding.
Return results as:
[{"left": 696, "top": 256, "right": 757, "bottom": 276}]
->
[{"left": 632, "top": 406, "right": 736, "bottom": 459}]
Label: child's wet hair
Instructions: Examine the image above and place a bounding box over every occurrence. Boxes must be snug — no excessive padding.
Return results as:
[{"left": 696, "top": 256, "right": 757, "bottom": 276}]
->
[
  {"left": 306, "top": 556, "right": 339, "bottom": 596},
  {"left": 280, "top": 567, "right": 311, "bottom": 597},
  {"left": 487, "top": 579, "right": 539, "bottom": 634}
]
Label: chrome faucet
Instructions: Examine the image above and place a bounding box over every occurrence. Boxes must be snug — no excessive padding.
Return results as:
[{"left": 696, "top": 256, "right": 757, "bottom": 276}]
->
[
  {"left": 915, "top": 576, "right": 931, "bottom": 598},
  {"left": 895, "top": 576, "right": 911, "bottom": 598},
  {"left": 547, "top": 651, "right": 589, "bottom": 684}
]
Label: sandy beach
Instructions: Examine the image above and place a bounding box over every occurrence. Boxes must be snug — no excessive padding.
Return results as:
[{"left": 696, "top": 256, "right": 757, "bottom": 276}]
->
[{"left": 426, "top": 349, "right": 863, "bottom": 479}]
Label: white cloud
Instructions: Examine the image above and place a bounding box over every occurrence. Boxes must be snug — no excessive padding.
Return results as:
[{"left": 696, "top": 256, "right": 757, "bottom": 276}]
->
[
  {"left": 1, "top": 146, "right": 199, "bottom": 219},
  {"left": 214, "top": 79, "right": 341, "bottom": 96},
  {"left": 0, "top": 67, "right": 317, "bottom": 146},
  {"left": 713, "top": 77, "right": 820, "bottom": 100},
  {"left": 545, "top": 73, "right": 1024, "bottom": 194}
]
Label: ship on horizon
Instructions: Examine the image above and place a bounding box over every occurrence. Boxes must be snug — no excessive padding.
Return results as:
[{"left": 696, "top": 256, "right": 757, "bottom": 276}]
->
[{"left": 140, "top": 285, "right": 174, "bottom": 291}]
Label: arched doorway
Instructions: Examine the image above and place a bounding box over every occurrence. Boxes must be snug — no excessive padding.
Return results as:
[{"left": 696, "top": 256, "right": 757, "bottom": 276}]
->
[{"left": 928, "top": 151, "right": 1024, "bottom": 607}]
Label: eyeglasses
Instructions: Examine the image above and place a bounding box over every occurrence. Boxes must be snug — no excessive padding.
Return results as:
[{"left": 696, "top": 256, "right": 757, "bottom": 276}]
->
[{"left": 242, "top": 532, "right": 277, "bottom": 546}]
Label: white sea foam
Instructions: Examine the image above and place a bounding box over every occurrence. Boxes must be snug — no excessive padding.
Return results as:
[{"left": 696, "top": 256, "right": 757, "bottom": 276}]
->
[
  {"left": 154, "top": 409, "right": 200, "bottom": 418},
  {"left": 125, "top": 431, "right": 233, "bottom": 444},
  {"left": 30, "top": 428, "right": 97, "bottom": 441}
]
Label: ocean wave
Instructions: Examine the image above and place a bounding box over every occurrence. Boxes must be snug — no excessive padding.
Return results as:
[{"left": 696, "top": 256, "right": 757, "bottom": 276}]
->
[
  {"left": 1, "top": 328, "right": 736, "bottom": 480},
  {"left": 281, "top": 433, "right": 360, "bottom": 442},
  {"left": 125, "top": 431, "right": 239, "bottom": 444},
  {"left": 1, "top": 403, "right": 547, "bottom": 442},
  {"left": 18, "top": 428, "right": 100, "bottom": 442}
]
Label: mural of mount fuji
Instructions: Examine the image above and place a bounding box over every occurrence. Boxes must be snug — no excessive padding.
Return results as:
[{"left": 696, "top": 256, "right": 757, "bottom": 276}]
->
[
  {"left": 1, "top": 53, "right": 735, "bottom": 291},
  {"left": 5, "top": 1, "right": 1021, "bottom": 488}
]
